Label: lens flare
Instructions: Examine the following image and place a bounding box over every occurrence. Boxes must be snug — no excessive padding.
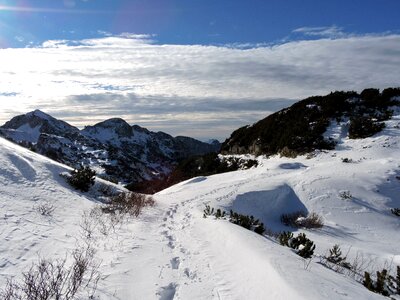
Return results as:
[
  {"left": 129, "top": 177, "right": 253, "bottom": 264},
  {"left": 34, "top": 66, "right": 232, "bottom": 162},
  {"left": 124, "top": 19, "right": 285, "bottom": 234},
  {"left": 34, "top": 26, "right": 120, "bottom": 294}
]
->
[{"left": 0, "top": 4, "right": 108, "bottom": 14}]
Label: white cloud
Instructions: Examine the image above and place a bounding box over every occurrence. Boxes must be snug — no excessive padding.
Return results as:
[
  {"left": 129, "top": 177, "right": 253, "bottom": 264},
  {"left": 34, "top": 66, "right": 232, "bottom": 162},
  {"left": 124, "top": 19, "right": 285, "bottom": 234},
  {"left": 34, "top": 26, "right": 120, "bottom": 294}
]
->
[
  {"left": 292, "top": 25, "right": 346, "bottom": 38},
  {"left": 0, "top": 33, "right": 399, "bottom": 140}
]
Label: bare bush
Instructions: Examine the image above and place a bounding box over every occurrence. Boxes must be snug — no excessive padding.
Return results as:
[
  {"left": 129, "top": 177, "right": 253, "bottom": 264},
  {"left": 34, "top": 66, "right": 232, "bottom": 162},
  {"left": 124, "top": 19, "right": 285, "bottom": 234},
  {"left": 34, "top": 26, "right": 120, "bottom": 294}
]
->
[
  {"left": 281, "top": 211, "right": 307, "bottom": 227},
  {"left": 102, "top": 192, "right": 155, "bottom": 217},
  {"left": 97, "top": 183, "right": 118, "bottom": 197},
  {"left": 79, "top": 211, "right": 98, "bottom": 241},
  {"left": 298, "top": 212, "right": 324, "bottom": 229},
  {"left": 281, "top": 211, "right": 323, "bottom": 229},
  {"left": 0, "top": 246, "right": 100, "bottom": 300},
  {"left": 35, "top": 201, "right": 55, "bottom": 217}
]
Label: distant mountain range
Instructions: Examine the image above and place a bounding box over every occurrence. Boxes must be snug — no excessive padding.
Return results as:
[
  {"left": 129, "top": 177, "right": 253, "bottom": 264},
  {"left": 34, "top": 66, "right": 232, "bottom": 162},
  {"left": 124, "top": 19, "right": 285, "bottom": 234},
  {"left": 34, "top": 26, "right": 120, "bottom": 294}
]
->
[{"left": 0, "top": 110, "right": 220, "bottom": 184}]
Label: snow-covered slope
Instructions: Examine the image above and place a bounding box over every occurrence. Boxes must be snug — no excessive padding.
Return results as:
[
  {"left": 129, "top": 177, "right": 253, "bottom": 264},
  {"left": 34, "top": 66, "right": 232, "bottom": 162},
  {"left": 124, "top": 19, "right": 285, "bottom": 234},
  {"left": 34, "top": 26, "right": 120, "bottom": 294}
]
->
[
  {"left": 149, "top": 112, "right": 400, "bottom": 299},
  {"left": 1, "top": 111, "right": 399, "bottom": 299},
  {"left": 0, "top": 137, "right": 93, "bottom": 280}
]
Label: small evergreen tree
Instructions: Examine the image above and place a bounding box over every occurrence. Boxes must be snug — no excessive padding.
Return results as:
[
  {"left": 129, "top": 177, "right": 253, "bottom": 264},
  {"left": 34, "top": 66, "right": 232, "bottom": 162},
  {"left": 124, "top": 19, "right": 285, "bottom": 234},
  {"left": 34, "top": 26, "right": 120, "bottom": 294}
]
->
[
  {"left": 254, "top": 223, "right": 265, "bottom": 235},
  {"left": 396, "top": 266, "right": 400, "bottom": 294},
  {"left": 203, "top": 205, "right": 214, "bottom": 218},
  {"left": 290, "top": 233, "right": 308, "bottom": 249},
  {"left": 215, "top": 208, "right": 225, "bottom": 219},
  {"left": 297, "top": 240, "right": 315, "bottom": 259},
  {"left": 375, "top": 269, "right": 389, "bottom": 296},
  {"left": 67, "top": 165, "right": 96, "bottom": 192},
  {"left": 363, "top": 272, "right": 374, "bottom": 292},
  {"left": 326, "top": 244, "right": 351, "bottom": 269},
  {"left": 278, "top": 231, "right": 293, "bottom": 247},
  {"left": 391, "top": 208, "right": 400, "bottom": 217}
]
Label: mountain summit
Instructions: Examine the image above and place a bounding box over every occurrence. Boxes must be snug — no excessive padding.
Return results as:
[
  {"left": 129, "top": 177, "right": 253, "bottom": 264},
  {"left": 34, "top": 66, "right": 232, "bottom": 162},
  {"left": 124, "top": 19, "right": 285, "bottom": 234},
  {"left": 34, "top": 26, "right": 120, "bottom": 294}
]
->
[{"left": 1, "top": 109, "right": 79, "bottom": 143}]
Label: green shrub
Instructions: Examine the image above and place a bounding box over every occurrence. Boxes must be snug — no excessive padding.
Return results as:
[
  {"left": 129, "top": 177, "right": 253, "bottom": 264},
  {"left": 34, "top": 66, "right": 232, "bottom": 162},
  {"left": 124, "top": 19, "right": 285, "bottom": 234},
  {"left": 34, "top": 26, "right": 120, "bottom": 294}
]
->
[
  {"left": 363, "top": 272, "right": 374, "bottom": 292},
  {"left": 391, "top": 208, "right": 400, "bottom": 217},
  {"left": 278, "top": 231, "right": 293, "bottom": 247},
  {"left": 67, "top": 165, "right": 96, "bottom": 192},
  {"left": 375, "top": 269, "right": 390, "bottom": 296},
  {"left": 203, "top": 205, "right": 214, "bottom": 218},
  {"left": 297, "top": 240, "right": 316, "bottom": 259},
  {"left": 254, "top": 223, "right": 266, "bottom": 235},
  {"left": 349, "top": 116, "right": 385, "bottom": 139},
  {"left": 290, "top": 233, "right": 309, "bottom": 249},
  {"left": 278, "top": 232, "right": 316, "bottom": 258},
  {"left": 215, "top": 208, "right": 225, "bottom": 219},
  {"left": 327, "top": 245, "right": 345, "bottom": 264},
  {"left": 203, "top": 206, "right": 265, "bottom": 235},
  {"left": 362, "top": 267, "right": 400, "bottom": 297}
]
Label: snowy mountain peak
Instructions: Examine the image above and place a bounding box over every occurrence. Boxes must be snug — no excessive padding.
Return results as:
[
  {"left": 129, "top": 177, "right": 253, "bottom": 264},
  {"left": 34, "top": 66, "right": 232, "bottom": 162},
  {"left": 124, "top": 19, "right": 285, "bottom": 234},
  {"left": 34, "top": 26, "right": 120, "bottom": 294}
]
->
[
  {"left": 0, "top": 110, "right": 79, "bottom": 143},
  {"left": 82, "top": 118, "right": 134, "bottom": 140},
  {"left": 93, "top": 118, "right": 131, "bottom": 129},
  {"left": 26, "top": 109, "right": 52, "bottom": 121}
]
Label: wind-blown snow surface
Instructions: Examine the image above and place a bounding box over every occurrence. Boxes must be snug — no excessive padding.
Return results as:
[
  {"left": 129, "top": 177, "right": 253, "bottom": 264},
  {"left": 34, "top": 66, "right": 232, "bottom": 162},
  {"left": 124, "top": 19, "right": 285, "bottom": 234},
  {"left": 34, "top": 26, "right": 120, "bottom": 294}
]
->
[{"left": 1, "top": 113, "right": 400, "bottom": 299}]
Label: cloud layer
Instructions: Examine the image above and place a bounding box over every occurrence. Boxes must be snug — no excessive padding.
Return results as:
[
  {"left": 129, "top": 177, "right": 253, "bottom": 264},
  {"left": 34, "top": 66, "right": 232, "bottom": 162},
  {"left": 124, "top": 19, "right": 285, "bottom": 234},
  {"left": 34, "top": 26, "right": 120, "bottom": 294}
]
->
[{"left": 0, "top": 33, "right": 399, "bottom": 140}]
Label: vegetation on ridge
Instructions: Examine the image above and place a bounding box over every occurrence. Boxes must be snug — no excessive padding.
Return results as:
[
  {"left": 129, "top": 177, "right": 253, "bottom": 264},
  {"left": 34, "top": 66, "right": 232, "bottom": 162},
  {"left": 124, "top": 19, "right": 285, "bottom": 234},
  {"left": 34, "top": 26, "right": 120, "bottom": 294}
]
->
[{"left": 221, "top": 87, "right": 400, "bottom": 156}]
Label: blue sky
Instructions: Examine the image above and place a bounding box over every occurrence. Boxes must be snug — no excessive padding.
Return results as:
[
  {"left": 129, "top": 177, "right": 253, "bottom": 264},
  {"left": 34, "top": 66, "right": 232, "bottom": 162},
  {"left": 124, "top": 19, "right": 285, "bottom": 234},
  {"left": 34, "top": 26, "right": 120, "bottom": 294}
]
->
[
  {"left": 0, "top": 0, "right": 399, "bottom": 140},
  {"left": 1, "top": 0, "right": 399, "bottom": 47}
]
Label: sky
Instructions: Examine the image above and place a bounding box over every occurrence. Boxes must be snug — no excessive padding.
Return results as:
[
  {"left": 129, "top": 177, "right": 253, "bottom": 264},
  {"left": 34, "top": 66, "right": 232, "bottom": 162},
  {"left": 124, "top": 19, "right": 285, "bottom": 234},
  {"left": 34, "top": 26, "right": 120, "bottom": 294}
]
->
[{"left": 0, "top": 0, "right": 399, "bottom": 140}]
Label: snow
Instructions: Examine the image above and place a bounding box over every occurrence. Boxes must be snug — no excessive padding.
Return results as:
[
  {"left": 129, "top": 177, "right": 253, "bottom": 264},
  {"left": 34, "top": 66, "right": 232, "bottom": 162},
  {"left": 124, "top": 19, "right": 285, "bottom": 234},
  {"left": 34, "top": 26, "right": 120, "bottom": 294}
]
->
[
  {"left": 0, "top": 123, "right": 42, "bottom": 143},
  {"left": 1, "top": 111, "right": 400, "bottom": 299},
  {"left": 82, "top": 126, "right": 125, "bottom": 146},
  {"left": 26, "top": 109, "right": 52, "bottom": 121}
]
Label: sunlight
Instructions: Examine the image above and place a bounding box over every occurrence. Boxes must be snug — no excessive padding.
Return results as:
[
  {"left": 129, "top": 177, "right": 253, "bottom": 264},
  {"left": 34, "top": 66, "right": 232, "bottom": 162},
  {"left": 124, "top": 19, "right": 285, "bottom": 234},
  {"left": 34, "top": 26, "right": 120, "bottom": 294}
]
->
[{"left": 0, "top": 5, "right": 106, "bottom": 14}]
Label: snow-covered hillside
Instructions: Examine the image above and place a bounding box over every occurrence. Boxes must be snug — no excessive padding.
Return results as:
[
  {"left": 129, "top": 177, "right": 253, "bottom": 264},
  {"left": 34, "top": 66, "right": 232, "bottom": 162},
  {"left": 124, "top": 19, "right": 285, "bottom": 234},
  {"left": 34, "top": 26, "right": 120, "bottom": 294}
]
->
[{"left": 1, "top": 111, "right": 399, "bottom": 299}]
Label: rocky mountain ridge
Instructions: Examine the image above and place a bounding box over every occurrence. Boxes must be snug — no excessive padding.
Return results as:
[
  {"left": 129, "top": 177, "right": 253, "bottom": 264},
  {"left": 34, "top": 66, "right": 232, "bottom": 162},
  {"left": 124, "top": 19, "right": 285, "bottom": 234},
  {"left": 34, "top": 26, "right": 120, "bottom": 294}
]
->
[{"left": 0, "top": 110, "right": 220, "bottom": 185}]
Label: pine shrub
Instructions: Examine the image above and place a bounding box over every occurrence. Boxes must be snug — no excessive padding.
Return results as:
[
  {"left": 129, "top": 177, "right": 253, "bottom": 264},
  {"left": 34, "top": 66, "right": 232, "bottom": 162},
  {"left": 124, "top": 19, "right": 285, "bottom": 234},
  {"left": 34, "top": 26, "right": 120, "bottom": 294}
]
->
[
  {"left": 254, "top": 223, "right": 265, "bottom": 235},
  {"left": 278, "top": 232, "right": 316, "bottom": 258},
  {"left": 325, "top": 244, "right": 352, "bottom": 269},
  {"left": 362, "top": 268, "right": 399, "bottom": 296},
  {"left": 215, "top": 208, "right": 225, "bottom": 219},
  {"left": 327, "top": 244, "right": 344, "bottom": 264},
  {"left": 290, "top": 233, "right": 308, "bottom": 249},
  {"left": 203, "top": 205, "right": 214, "bottom": 218},
  {"left": 349, "top": 116, "right": 385, "bottom": 139},
  {"left": 67, "top": 165, "right": 96, "bottom": 192},
  {"left": 375, "top": 269, "right": 389, "bottom": 296},
  {"left": 278, "top": 231, "right": 293, "bottom": 247},
  {"left": 297, "top": 240, "right": 316, "bottom": 259},
  {"left": 363, "top": 272, "right": 374, "bottom": 292},
  {"left": 391, "top": 208, "right": 400, "bottom": 217},
  {"left": 203, "top": 206, "right": 266, "bottom": 235}
]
